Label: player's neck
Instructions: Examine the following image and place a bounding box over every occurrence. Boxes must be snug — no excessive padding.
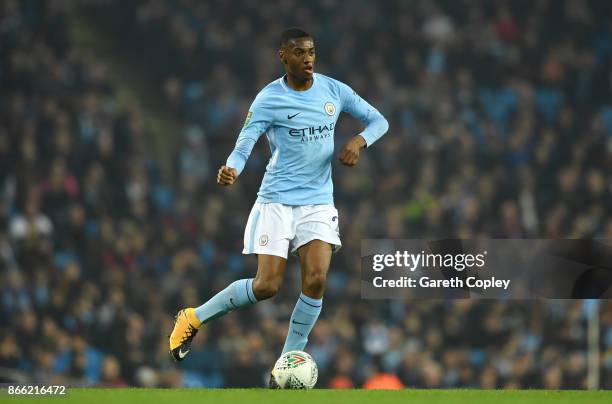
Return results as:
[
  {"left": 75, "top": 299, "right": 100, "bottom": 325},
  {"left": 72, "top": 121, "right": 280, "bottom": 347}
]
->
[{"left": 286, "top": 73, "right": 313, "bottom": 91}]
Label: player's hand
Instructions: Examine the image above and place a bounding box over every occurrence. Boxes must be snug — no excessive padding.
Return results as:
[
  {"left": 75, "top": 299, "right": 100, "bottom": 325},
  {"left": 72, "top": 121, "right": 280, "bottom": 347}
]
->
[
  {"left": 339, "top": 135, "right": 366, "bottom": 167},
  {"left": 217, "top": 165, "right": 238, "bottom": 185}
]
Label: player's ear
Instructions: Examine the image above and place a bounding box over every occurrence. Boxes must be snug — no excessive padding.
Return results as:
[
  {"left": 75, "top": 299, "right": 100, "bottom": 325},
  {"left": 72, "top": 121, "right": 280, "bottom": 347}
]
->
[{"left": 278, "top": 50, "right": 285, "bottom": 63}]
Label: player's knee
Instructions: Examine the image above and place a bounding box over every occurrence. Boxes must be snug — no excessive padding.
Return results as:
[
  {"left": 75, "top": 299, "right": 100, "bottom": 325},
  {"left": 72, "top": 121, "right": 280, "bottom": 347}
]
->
[
  {"left": 252, "top": 277, "right": 282, "bottom": 300},
  {"left": 304, "top": 271, "right": 327, "bottom": 294}
]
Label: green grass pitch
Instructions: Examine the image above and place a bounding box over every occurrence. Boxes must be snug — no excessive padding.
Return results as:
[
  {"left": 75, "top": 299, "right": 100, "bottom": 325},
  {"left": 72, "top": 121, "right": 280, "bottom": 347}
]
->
[{"left": 3, "top": 388, "right": 611, "bottom": 404}]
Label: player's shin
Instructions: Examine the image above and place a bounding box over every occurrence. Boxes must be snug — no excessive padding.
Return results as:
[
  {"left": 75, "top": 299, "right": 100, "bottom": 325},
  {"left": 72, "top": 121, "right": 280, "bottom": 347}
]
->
[
  {"left": 281, "top": 292, "right": 322, "bottom": 353},
  {"left": 194, "top": 278, "right": 258, "bottom": 323}
]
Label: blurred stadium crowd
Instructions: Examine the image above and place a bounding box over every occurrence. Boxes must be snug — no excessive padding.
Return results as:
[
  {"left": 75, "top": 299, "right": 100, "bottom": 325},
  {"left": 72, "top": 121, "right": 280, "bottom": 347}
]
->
[{"left": 1, "top": 0, "right": 612, "bottom": 389}]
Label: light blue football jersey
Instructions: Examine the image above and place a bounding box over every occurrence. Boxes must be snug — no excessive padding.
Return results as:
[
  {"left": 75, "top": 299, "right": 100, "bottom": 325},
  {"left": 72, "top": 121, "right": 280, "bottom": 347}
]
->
[{"left": 226, "top": 73, "right": 389, "bottom": 205}]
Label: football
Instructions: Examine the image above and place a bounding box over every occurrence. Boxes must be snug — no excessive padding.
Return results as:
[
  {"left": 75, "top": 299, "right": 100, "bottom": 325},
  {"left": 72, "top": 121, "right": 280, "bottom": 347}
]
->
[{"left": 272, "top": 350, "right": 318, "bottom": 389}]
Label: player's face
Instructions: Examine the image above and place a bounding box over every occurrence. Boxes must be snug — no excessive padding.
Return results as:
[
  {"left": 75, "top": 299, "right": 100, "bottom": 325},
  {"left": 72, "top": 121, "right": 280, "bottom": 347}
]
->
[{"left": 281, "top": 38, "right": 315, "bottom": 80}]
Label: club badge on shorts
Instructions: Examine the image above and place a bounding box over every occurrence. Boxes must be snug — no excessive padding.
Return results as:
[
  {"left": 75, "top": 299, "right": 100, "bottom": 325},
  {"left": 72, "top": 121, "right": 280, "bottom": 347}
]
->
[
  {"left": 259, "top": 234, "right": 269, "bottom": 246},
  {"left": 324, "top": 102, "right": 335, "bottom": 116}
]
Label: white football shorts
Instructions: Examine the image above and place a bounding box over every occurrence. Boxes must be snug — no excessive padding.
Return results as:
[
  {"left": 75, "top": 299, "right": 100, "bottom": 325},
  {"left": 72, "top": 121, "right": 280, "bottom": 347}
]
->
[{"left": 242, "top": 202, "right": 341, "bottom": 259}]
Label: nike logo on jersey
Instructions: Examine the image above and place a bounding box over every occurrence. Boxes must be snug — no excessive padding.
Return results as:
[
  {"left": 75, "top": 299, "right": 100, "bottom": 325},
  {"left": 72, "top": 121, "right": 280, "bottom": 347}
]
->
[
  {"left": 178, "top": 348, "right": 189, "bottom": 358},
  {"left": 287, "top": 112, "right": 300, "bottom": 119},
  {"left": 332, "top": 216, "right": 338, "bottom": 222}
]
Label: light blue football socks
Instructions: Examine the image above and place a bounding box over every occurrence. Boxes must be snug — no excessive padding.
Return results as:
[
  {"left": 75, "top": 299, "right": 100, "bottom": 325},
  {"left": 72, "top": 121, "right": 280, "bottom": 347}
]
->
[
  {"left": 282, "top": 293, "right": 323, "bottom": 353},
  {"left": 194, "top": 281, "right": 322, "bottom": 353},
  {"left": 194, "top": 278, "right": 257, "bottom": 323}
]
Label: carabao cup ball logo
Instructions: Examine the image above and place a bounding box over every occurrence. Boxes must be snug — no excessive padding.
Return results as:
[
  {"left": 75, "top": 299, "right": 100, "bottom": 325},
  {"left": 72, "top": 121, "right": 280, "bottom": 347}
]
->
[
  {"left": 286, "top": 352, "right": 308, "bottom": 368},
  {"left": 324, "top": 102, "right": 335, "bottom": 116}
]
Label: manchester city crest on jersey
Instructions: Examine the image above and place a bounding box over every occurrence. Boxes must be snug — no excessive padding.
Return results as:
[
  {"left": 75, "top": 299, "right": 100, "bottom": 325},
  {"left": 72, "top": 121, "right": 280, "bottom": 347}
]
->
[{"left": 324, "top": 102, "right": 336, "bottom": 116}]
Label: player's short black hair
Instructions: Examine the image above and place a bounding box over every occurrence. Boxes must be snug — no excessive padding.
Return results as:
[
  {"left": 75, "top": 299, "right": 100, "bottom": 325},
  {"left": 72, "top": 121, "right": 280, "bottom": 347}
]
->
[{"left": 280, "top": 27, "right": 312, "bottom": 47}]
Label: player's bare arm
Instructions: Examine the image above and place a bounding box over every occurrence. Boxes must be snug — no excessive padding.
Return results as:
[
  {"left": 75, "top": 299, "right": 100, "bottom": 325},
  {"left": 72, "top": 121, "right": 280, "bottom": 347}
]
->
[
  {"left": 217, "top": 165, "right": 237, "bottom": 185},
  {"left": 339, "top": 134, "right": 367, "bottom": 167}
]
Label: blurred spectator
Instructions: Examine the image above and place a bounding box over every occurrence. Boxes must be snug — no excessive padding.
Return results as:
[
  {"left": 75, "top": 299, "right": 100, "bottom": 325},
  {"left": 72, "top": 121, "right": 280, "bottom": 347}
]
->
[
  {"left": 100, "top": 356, "right": 128, "bottom": 387},
  {"left": 363, "top": 357, "right": 405, "bottom": 390}
]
